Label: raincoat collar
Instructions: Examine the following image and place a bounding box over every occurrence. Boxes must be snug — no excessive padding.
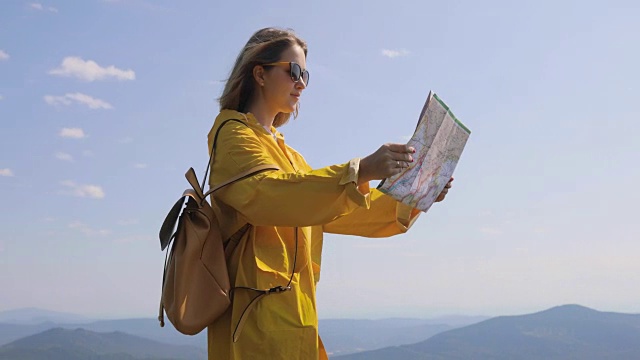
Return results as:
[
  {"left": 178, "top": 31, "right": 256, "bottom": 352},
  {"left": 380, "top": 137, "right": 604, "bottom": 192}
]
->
[{"left": 217, "top": 109, "right": 285, "bottom": 141}]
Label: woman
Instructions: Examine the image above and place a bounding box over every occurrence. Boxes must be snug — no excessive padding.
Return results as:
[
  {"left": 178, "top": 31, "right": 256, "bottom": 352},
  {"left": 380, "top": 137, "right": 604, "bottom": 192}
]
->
[{"left": 207, "top": 27, "right": 453, "bottom": 360}]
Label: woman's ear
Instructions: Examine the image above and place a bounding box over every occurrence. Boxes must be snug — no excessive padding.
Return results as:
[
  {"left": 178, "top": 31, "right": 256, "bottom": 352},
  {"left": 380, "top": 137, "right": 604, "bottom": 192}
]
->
[{"left": 252, "top": 65, "right": 265, "bottom": 87}]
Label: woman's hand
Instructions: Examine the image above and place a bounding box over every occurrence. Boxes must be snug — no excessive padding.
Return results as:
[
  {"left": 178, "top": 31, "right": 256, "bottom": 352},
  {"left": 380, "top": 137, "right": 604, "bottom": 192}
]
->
[
  {"left": 435, "top": 177, "right": 454, "bottom": 202},
  {"left": 358, "top": 144, "right": 415, "bottom": 185}
]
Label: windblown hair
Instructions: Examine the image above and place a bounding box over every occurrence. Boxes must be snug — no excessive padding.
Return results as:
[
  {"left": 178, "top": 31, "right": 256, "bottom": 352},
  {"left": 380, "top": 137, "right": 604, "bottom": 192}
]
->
[{"left": 218, "top": 27, "right": 308, "bottom": 128}]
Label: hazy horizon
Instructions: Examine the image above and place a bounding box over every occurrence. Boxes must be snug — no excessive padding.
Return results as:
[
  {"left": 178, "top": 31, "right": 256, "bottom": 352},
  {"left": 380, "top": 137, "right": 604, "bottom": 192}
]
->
[{"left": 0, "top": 303, "right": 636, "bottom": 323}]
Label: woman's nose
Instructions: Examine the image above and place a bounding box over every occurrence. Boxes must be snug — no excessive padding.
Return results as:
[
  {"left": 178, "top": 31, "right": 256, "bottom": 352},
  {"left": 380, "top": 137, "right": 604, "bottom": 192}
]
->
[{"left": 295, "top": 78, "right": 306, "bottom": 90}]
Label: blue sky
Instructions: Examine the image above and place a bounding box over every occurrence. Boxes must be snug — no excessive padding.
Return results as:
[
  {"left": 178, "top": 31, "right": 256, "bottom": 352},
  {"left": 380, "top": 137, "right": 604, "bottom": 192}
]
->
[{"left": 1, "top": 0, "right": 639, "bottom": 320}]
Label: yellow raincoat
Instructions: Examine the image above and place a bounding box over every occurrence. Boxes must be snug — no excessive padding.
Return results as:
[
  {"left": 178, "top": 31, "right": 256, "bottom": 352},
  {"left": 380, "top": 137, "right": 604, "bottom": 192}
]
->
[{"left": 207, "top": 110, "right": 421, "bottom": 359}]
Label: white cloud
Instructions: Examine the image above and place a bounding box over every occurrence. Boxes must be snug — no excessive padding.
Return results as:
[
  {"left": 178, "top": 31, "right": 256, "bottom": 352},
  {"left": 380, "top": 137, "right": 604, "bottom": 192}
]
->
[
  {"left": 49, "top": 57, "right": 135, "bottom": 81},
  {"left": 66, "top": 93, "right": 112, "bottom": 109},
  {"left": 114, "top": 235, "right": 152, "bottom": 244},
  {"left": 59, "top": 128, "right": 86, "bottom": 139},
  {"left": 101, "top": 0, "right": 170, "bottom": 12},
  {"left": 60, "top": 180, "right": 105, "bottom": 199},
  {"left": 479, "top": 227, "right": 503, "bottom": 235},
  {"left": 381, "top": 48, "right": 410, "bottom": 58},
  {"left": 0, "top": 95, "right": 3, "bottom": 101},
  {"left": 82, "top": 150, "right": 94, "bottom": 157},
  {"left": 45, "top": 95, "right": 72, "bottom": 106},
  {"left": 29, "top": 3, "right": 58, "bottom": 12},
  {"left": 0, "top": 168, "right": 14, "bottom": 177},
  {"left": 118, "top": 137, "right": 134, "bottom": 143},
  {"left": 0, "top": 50, "right": 8, "bottom": 61},
  {"left": 68, "top": 221, "right": 84, "bottom": 228},
  {"left": 55, "top": 152, "right": 74, "bottom": 161},
  {"left": 133, "top": 163, "right": 148, "bottom": 169},
  {"left": 68, "top": 221, "right": 111, "bottom": 236},
  {"left": 44, "top": 93, "right": 113, "bottom": 109},
  {"left": 117, "top": 219, "right": 139, "bottom": 226}
]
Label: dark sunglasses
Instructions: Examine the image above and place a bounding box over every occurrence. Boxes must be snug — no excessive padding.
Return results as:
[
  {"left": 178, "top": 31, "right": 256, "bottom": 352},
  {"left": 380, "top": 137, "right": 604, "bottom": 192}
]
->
[{"left": 263, "top": 61, "right": 309, "bottom": 86}]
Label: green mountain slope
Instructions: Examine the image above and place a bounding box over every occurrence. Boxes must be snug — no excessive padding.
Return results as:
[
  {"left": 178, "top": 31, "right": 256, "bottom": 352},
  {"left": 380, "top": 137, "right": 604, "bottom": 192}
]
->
[{"left": 0, "top": 327, "right": 206, "bottom": 360}]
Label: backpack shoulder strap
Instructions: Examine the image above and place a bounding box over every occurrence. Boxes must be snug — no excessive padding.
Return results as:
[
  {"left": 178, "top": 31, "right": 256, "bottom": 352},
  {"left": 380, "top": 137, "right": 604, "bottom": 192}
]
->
[
  {"left": 200, "top": 117, "right": 247, "bottom": 191},
  {"left": 203, "top": 164, "right": 278, "bottom": 199},
  {"left": 201, "top": 117, "right": 279, "bottom": 198}
]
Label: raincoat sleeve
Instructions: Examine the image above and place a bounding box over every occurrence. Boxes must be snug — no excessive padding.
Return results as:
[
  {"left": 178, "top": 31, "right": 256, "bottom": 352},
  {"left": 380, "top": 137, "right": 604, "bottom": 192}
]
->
[
  {"left": 322, "top": 189, "right": 421, "bottom": 237},
  {"left": 210, "top": 122, "right": 372, "bottom": 227}
]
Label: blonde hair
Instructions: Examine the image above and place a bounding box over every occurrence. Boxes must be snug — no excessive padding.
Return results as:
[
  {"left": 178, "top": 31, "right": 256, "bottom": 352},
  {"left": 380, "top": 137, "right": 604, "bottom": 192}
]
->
[{"left": 218, "top": 27, "right": 308, "bottom": 128}]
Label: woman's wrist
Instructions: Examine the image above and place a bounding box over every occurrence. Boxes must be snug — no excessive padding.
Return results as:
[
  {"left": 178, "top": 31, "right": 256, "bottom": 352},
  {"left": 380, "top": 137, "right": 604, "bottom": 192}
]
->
[{"left": 357, "top": 156, "right": 372, "bottom": 185}]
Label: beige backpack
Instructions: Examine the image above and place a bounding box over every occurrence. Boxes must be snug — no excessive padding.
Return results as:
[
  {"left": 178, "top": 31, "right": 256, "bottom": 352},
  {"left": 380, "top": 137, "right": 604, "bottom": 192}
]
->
[{"left": 157, "top": 118, "right": 278, "bottom": 335}]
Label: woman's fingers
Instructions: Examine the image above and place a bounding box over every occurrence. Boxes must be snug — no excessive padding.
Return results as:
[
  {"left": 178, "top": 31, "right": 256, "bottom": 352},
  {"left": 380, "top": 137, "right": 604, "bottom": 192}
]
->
[
  {"left": 359, "top": 144, "right": 420, "bottom": 183},
  {"left": 435, "top": 178, "right": 455, "bottom": 202},
  {"left": 385, "top": 144, "right": 415, "bottom": 167},
  {"left": 387, "top": 143, "right": 415, "bottom": 154},
  {"left": 392, "top": 159, "right": 410, "bottom": 167}
]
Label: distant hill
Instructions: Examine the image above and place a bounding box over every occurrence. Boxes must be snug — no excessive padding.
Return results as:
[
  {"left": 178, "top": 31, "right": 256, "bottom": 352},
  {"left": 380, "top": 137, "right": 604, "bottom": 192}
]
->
[
  {"left": 0, "top": 318, "right": 207, "bottom": 349},
  {"left": 65, "top": 318, "right": 207, "bottom": 349},
  {"left": 422, "top": 315, "right": 490, "bottom": 327},
  {"left": 320, "top": 319, "right": 453, "bottom": 356},
  {"left": 0, "top": 308, "right": 91, "bottom": 325},
  {"left": 0, "top": 328, "right": 206, "bottom": 360},
  {"left": 335, "top": 305, "right": 640, "bottom": 360},
  {"left": 0, "top": 323, "right": 55, "bottom": 349}
]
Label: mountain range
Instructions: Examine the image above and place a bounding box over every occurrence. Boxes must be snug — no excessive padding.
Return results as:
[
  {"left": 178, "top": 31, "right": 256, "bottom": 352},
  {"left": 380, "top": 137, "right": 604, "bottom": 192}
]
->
[
  {"left": 3, "top": 305, "right": 639, "bottom": 359},
  {"left": 0, "top": 309, "right": 485, "bottom": 356},
  {"left": 335, "top": 304, "right": 640, "bottom": 359}
]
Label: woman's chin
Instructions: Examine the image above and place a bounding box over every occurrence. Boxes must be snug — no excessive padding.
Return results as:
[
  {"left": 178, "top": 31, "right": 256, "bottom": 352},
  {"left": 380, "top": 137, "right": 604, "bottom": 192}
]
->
[{"left": 284, "top": 105, "right": 297, "bottom": 113}]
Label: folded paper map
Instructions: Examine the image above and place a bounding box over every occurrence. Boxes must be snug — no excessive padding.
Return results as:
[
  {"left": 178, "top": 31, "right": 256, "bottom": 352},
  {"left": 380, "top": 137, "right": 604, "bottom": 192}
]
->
[{"left": 378, "top": 91, "right": 471, "bottom": 212}]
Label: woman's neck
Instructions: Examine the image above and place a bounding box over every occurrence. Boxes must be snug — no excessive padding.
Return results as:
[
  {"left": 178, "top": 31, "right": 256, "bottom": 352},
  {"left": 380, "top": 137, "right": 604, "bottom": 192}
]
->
[{"left": 246, "top": 100, "right": 277, "bottom": 129}]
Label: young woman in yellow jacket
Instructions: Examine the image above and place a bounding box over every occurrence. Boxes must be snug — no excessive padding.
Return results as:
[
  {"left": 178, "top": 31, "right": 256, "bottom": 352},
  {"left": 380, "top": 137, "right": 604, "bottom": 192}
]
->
[{"left": 207, "top": 27, "right": 453, "bottom": 360}]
